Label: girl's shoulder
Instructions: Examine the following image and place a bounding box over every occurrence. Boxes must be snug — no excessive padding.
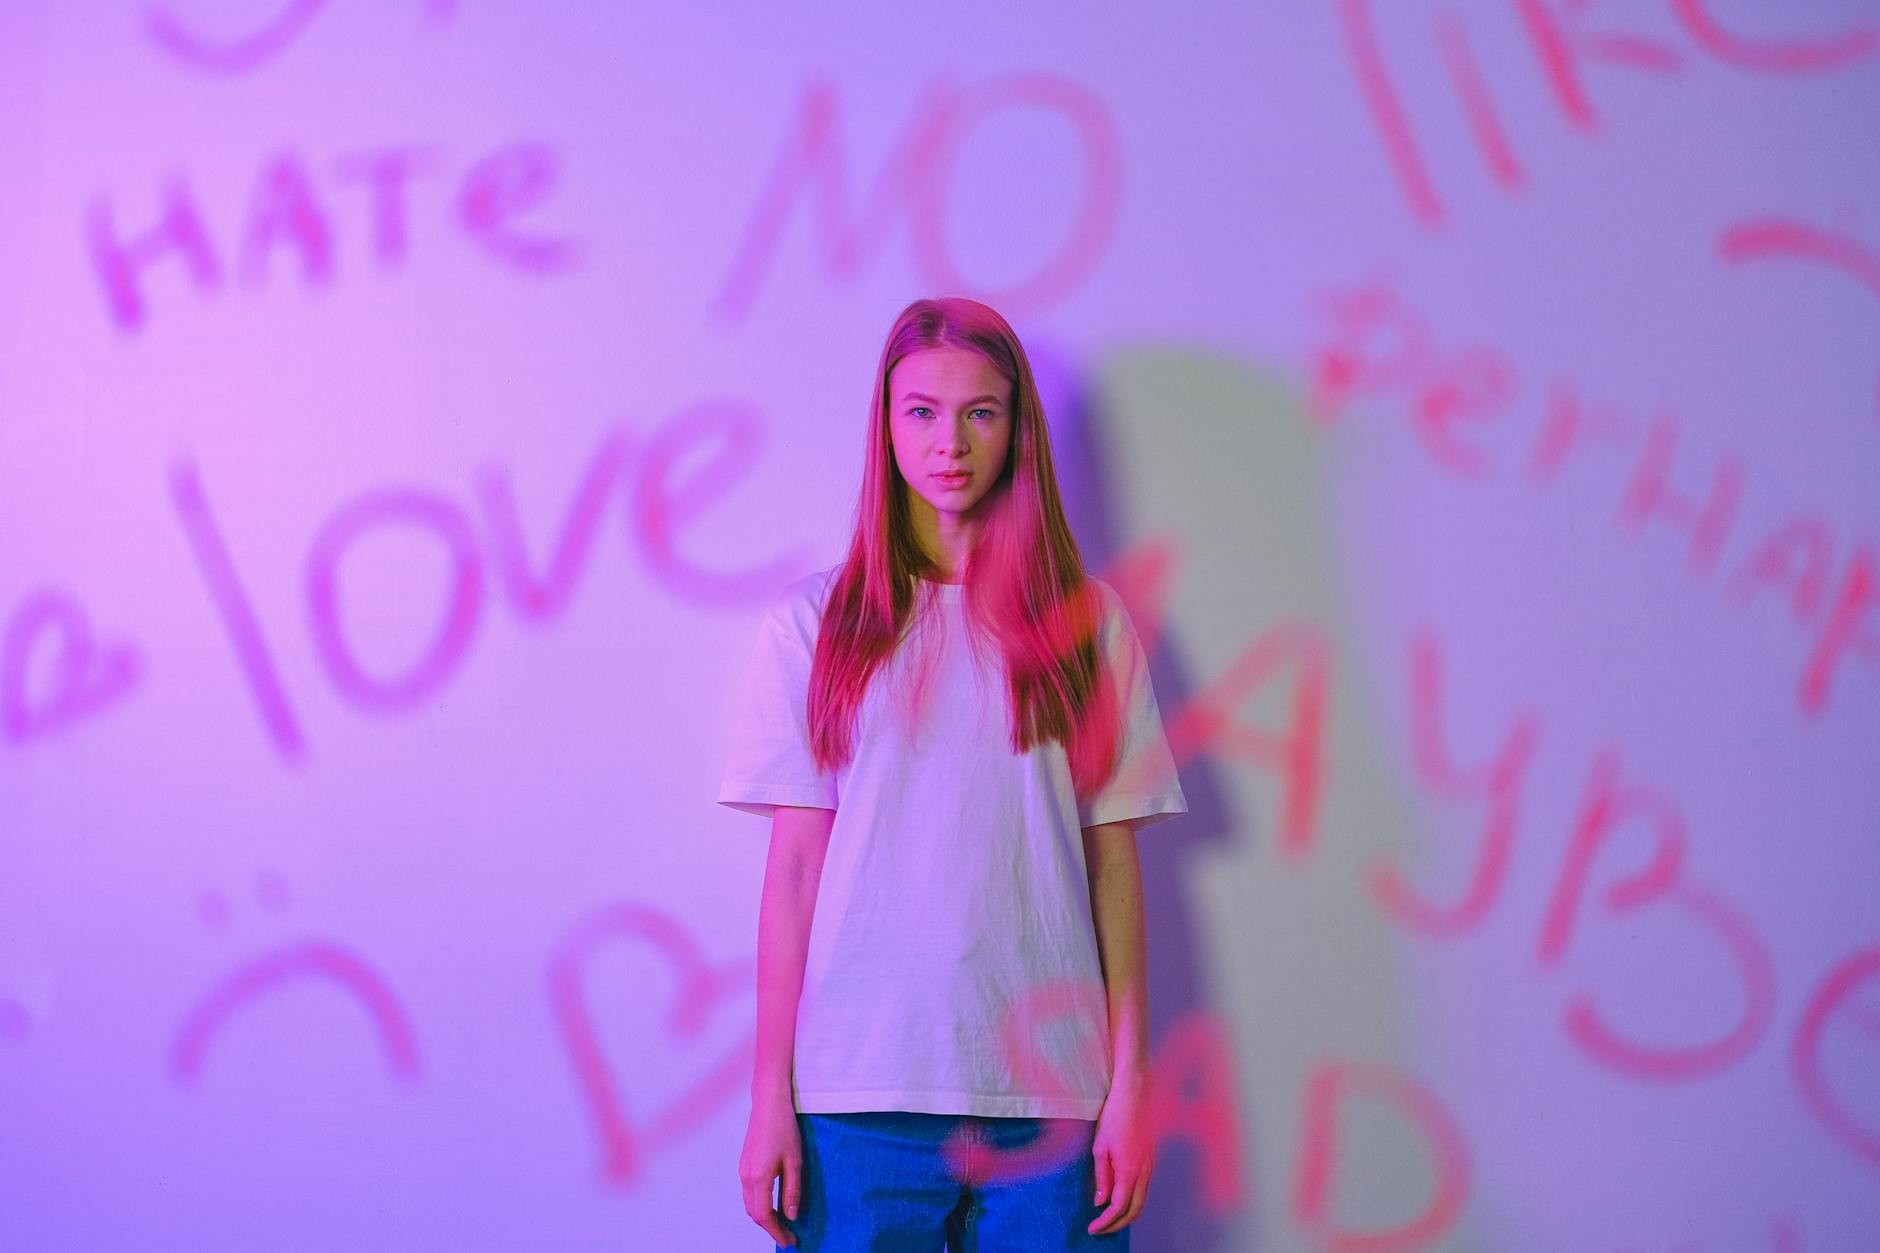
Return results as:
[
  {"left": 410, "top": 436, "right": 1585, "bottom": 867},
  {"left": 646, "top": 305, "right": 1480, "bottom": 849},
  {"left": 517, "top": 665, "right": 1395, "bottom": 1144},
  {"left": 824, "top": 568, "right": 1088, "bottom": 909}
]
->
[
  {"left": 765, "top": 563, "right": 844, "bottom": 639},
  {"left": 1075, "top": 575, "right": 1139, "bottom": 658},
  {"left": 1079, "top": 573, "right": 1121, "bottom": 610},
  {"left": 1075, "top": 573, "right": 1124, "bottom": 627}
]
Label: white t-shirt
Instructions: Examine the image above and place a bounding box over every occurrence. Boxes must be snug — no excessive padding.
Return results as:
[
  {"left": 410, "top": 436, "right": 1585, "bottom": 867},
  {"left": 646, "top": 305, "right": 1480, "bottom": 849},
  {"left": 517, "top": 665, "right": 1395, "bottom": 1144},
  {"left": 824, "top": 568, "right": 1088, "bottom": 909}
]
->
[{"left": 716, "top": 563, "right": 1187, "bottom": 1119}]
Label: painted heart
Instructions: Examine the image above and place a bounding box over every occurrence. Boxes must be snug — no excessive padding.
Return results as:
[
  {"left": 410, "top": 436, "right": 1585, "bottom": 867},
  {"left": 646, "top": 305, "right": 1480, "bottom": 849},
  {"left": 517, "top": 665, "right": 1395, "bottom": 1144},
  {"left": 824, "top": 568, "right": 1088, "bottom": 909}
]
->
[
  {"left": 1, "top": 589, "right": 142, "bottom": 742},
  {"left": 550, "top": 901, "right": 759, "bottom": 1185}
]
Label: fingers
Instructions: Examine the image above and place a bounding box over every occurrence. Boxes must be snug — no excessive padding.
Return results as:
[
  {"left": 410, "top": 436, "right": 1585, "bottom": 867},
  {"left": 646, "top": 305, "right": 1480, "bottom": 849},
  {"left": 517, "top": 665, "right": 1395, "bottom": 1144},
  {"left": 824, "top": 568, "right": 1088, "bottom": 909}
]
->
[
  {"left": 1087, "top": 1183, "right": 1131, "bottom": 1235},
  {"left": 1088, "top": 1162, "right": 1151, "bottom": 1234},
  {"left": 1115, "top": 1175, "right": 1148, "bottom": 1228},
  {"left": 781, "top": 1154, "right": 802, "bottom": 1223},
  {"left": 741, "top": 1172, "right": 798, "bottom": 1248}
]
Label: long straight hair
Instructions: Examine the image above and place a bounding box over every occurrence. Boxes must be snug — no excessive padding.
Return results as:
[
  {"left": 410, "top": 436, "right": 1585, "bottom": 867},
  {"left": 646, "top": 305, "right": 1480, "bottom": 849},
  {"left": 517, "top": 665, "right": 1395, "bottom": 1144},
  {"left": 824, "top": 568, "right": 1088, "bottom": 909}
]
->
[{"left": 805, "top": 296, "right": 1123, "bottom": 804}]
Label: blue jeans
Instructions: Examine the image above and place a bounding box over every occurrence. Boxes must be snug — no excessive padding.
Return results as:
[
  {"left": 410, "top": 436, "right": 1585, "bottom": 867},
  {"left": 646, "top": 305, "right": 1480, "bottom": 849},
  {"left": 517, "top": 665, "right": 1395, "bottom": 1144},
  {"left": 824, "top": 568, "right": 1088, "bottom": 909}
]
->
[{"left": 778, "top": 1110, "right": 1130, "bottom": 1251}]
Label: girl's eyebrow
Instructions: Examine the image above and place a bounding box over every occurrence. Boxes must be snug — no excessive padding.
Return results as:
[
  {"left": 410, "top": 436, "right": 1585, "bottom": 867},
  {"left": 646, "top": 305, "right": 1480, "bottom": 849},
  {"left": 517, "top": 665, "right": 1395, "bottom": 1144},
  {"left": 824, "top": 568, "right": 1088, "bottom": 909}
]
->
[{"left": 900, "top": 392, "right": 1003, "bottom": 406}]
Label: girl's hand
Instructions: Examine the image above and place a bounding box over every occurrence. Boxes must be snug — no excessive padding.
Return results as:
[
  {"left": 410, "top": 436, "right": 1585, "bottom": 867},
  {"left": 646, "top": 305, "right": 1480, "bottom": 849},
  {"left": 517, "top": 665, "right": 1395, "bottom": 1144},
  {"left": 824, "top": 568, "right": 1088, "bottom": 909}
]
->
[
  {"left": 1088, "top": 1073, "right": 1155, "bottom": 1236},
  {"left": 739, "top": 1097, "right": 803, "bottom": 1248}
]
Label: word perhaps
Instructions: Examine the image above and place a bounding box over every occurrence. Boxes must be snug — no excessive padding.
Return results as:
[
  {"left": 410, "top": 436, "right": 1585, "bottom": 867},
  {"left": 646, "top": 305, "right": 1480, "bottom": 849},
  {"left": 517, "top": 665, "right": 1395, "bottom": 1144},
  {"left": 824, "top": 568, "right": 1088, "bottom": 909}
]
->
[{"left": 1303, "top": 278, "right": 1877, "bottom": 721}]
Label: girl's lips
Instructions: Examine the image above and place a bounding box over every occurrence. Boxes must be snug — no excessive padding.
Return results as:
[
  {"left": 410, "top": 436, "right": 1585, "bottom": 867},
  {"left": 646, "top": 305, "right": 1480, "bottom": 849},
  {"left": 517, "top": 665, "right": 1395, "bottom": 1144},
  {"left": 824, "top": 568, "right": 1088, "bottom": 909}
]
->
[{"left": 934, "top": 471, "right": 972, "bottom": 487}]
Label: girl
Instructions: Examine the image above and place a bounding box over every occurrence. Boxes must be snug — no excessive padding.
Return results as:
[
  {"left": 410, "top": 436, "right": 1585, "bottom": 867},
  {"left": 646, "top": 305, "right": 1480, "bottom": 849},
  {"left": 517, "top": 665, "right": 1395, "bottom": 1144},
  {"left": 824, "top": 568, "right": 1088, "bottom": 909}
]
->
[{"left": 719, "top": 297, "right": 1187, "bottom": 1250}]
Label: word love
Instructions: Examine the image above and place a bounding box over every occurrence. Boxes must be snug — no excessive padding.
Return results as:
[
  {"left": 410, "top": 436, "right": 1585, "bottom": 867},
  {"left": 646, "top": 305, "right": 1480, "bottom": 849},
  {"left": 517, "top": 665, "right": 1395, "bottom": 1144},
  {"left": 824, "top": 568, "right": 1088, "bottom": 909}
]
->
[
  {"left": 169, "top": 398, "right": 806, "bottom": 762},
  {"left": 86, "top": 139, "right": 580, "bottom": 333}
]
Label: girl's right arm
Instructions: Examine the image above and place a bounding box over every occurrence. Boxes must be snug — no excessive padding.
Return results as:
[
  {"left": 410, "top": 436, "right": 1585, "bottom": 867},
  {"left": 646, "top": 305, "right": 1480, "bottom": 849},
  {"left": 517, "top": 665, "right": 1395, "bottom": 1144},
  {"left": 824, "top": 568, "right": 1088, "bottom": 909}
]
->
[
  {"left": 740, "top": 803, "right": 833, "bottom": 1247},
  {"left": 752, "top": 803, "right": 833, "bottom": 1105}
]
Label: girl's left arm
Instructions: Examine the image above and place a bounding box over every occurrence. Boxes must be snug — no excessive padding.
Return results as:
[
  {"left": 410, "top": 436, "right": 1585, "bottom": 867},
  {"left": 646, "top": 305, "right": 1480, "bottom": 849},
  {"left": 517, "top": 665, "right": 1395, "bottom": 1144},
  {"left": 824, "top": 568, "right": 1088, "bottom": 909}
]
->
[
  {"left": 1082, "top": 819, "right": 1156, "bottom": 1232},
  {"left": 1082, "top": 820, "right": 1150, "bottom": 1092}
]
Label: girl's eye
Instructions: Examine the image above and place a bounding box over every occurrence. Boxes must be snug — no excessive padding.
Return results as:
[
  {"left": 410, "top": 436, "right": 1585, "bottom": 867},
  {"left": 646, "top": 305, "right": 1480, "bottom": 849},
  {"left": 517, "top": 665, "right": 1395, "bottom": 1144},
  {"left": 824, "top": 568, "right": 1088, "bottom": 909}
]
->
[{"left": 910, "top": 407, "right": 996, "bottom": 420}]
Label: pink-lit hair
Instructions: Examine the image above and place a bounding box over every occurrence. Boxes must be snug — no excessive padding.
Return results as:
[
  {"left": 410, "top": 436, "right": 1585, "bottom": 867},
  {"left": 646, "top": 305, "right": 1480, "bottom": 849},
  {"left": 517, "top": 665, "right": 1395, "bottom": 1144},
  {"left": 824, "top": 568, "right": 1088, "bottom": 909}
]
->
[{"left": 806, "top": 296, "right": 1123, "bottom": 804}]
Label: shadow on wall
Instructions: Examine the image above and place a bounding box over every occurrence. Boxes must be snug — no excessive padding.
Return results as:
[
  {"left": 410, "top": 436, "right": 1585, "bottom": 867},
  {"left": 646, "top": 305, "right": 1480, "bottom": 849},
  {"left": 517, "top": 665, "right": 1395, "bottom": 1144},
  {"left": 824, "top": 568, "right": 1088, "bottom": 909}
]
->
[{"left": 1032, "top": 333, "right": 1442, "bottom": 1253}]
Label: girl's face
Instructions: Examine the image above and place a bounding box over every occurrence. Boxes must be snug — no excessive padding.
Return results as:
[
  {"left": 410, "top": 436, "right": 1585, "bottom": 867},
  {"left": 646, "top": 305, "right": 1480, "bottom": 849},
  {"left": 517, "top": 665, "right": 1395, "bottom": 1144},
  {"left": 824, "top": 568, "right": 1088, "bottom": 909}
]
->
[{"left": 886, "top": 346, "right": 1013, "bottom": 522}]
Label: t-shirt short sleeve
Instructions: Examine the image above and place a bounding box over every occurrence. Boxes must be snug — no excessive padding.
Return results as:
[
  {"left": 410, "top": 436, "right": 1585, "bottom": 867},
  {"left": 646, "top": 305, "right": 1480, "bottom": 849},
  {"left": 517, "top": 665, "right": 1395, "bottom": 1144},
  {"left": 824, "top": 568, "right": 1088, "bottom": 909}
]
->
[
  {"left": 1076, "top": 584, "right": 1188, "bottom": 833},
  {"left": 717, "top": 594, "right": 839, "bottom": 819}
]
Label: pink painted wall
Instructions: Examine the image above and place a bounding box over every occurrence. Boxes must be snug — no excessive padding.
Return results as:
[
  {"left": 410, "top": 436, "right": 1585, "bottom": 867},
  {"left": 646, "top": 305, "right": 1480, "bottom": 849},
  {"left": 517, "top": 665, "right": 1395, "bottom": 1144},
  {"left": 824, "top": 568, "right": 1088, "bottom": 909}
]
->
[{"left": 0, "top": 2, "right": 1876, "bottom": 1249}]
